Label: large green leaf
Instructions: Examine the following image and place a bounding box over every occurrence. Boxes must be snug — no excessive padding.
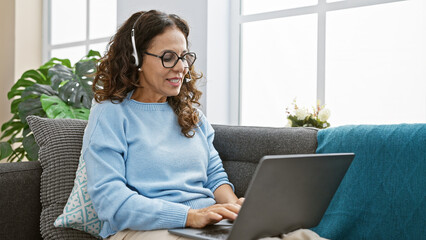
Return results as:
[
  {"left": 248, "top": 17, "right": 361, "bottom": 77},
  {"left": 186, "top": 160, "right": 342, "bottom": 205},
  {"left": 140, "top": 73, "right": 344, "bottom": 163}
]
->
[
  {"left": 23, "top": 126, "right": 31, "bottom": 137},
  {"left": 40, "top": 95, "right": 71, "bottom": 118},
  {"left": 7, "top": 78, "right": 34, "bottom": 100},
  {"left": 0, "top": 121, "right": 24, "bottom": 140},
  {"left": 56, "top": 60, "right": 96, "bottom": 109},
  {"left": 11, "top": 98, "right": 23, "bottom": 114},
  {"left": 86, "top": 50, "right": 102, "bottom": 59},
  {"left": 11, "top": 91, "right": 52, "bottom": 115},
  {"left": 22, "top": 133, "right": 38, "bottom": 161},
  {"left": 40, "top": 94, "right": 90, "bottom": 120},
  {"left": 48, "top": 64, "right": 74, "bottom": 90},
  {"left": 1, "top": 121, "right": 23, "bottom": 147},
  {"left": 18, "top": 98, "right": 46, "bottom": 124},
  {"left": 0, "top": 142, "right": 13, "bottom": 160},
  {"left": 47, "top": 52, "right": 98, "bottom": 109},
  {"left": 1, "top": 114, "right": 20, "bottom": 132},
  {"left": 39, "top": 57, "right": 72, "bottom": 77},
  {"left": 58, "top": 79, "right": 93, "bottom": 109},
  {"left": 21, "top": 84, "right": 56, "bottom": 98},
  {"left": 10, "top": 78, "right": 36, "bottom": 94},
  {"left": 0, "top": 115, "right": 24, "bottom": 142},
  {"left": 76, "top": 58, "right": 97, "bottom": 75},
  {"left": 75, "top": 60, "right": 96, "bottom": 97},
  {"left": 8, "top": 70, "right": 49, "bottom": 100},
  {"left": 77, "top": 50, "right": 101, "bottom": 64},
  {"left": 20, "top": 69, "right": 48, "bottom": 85},
  {"left": 8, "top": 146, "right": 25, "bottom": 162},
  {"left": 7, "top": 89, "right": 24, "bottom": 100},
  {"left": 72, "top": 107, "right": 91, "bottom": 120}
]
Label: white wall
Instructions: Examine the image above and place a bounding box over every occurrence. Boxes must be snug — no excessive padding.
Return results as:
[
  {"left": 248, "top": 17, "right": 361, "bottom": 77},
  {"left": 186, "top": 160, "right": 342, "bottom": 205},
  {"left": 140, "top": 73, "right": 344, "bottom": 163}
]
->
[
  {"left": 206, "top": 0, "right": 231, "bottom": 124},
  {"left": 117, "top": 0, "right": 232, "bottom": 124},
  {"left": 15, "top": 0, "right": 42, "bottom": 81},
  {"left": 0, "top": 0, "right": 42, "bottom": 128},
  {"left": 0, "top": 0, "right": 15, "bottom": 128},
  {"left": 0, "top": 0, "right": 42, "bottom": 162}
]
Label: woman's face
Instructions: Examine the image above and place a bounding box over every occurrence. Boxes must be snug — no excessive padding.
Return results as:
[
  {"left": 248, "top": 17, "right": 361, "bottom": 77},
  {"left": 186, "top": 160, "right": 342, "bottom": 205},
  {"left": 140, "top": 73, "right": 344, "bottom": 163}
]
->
[{"left": 134, "top": 27, "right": 189, "bottom": 103}]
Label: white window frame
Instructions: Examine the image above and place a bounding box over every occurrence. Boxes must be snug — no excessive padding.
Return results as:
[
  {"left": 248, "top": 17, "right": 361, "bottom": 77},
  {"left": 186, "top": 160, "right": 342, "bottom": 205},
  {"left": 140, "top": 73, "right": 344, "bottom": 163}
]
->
[
  {"left": 230, "top": 0, "right": 407, "bottom": 125},
  {"left": 42, "top": 0, "right": 114, "bottom": 63}
]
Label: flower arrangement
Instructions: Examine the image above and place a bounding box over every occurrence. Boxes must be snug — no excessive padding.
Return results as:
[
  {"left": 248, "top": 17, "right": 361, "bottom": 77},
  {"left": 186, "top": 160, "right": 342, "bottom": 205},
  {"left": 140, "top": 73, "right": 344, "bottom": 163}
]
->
[{"left": 286, "top": 99, "right": 331, "bottom": 129}]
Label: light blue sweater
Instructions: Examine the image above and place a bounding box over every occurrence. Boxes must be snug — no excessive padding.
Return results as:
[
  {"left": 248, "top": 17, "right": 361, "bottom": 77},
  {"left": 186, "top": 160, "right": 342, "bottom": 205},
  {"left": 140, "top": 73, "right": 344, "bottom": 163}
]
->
[{"left": 82, "top": 93, "right": 233, "bottom": 238}]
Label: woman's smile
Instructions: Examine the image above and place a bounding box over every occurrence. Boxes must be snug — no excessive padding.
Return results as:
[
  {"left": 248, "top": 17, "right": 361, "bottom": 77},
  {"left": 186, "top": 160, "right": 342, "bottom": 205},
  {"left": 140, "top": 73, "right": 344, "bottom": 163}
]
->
[{"left": 166, "top": 77, "right": 182, "bottom": 87}]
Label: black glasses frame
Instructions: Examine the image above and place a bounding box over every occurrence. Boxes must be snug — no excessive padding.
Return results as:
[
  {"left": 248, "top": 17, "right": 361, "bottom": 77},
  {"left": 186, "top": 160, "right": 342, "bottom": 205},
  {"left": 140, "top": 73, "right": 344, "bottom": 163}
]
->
[{"left": 144, "top": 51, "right": 197, "bottom": 68}]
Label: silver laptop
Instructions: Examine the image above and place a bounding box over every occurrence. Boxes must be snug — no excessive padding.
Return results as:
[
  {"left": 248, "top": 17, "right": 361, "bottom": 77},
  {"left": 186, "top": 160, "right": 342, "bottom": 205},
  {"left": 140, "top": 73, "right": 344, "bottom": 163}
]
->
[{"left": 168, "top": 153, "right": 354, "bottom": 240}]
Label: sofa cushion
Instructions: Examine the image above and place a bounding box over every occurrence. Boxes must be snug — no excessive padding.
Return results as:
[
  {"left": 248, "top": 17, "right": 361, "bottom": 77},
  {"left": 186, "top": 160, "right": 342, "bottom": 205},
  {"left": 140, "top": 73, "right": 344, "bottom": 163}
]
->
[
  {"left": 53, "top": 156, "right": 102, "bottom": 237},
  {"left": 312, "top": 124, "right": 426, "bottom": 240},
  {"left": 27, "top": 116, "right": 97, "bottom": 240}
]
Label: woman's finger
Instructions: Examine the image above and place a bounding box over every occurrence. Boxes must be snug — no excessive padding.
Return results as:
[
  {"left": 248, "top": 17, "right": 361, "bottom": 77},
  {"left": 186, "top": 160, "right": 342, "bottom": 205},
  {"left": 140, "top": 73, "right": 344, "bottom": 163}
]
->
[
  {"left": 208, "top": 205, "right": 238, "bottom": 220},
  {"left": 206, "top": 211, "right": 223, "bottom": 222},
  {"left": 236, "top": 197, "right": 245, "bottom": 206}
]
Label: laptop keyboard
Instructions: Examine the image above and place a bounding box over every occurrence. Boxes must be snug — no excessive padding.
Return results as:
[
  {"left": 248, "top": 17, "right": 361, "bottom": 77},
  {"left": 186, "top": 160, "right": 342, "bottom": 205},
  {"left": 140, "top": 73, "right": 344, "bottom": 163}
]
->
[{"left": 196, "top": 227, "right": 231, "bottom": 239}]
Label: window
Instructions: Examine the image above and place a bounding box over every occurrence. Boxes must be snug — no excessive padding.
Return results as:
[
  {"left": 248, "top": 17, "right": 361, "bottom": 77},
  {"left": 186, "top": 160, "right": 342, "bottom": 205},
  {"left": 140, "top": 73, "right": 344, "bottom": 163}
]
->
[
  {"left": 43, "top": 0, "right": 117, "bottom": 64},
  {"left": 234, "top": 0, "right": 426, "bottom": 127}
]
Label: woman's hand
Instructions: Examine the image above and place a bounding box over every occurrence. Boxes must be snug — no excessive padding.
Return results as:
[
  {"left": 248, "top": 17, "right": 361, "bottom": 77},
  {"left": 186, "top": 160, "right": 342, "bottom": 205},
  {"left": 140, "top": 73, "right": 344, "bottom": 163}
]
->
[
  {"left": 185, "top": 203, "right": 241, "bottom": 228},
  {"left": 234, "top": 197, "right": 245, "bottom": 206},
  {"left": 213, "top": 184, "right": 244, "bottom": 206}
]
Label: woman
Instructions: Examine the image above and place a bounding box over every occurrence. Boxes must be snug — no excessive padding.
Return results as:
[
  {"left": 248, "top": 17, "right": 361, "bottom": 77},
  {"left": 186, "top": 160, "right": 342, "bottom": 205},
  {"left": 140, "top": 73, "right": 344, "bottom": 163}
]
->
[{"left": 82, "top": 10, "right": 243, "bottom": 240}]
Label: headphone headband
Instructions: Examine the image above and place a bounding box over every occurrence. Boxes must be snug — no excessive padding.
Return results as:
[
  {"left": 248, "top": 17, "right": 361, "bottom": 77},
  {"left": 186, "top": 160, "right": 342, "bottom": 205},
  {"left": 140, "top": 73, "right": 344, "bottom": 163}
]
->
[{"left": 131, "top": 12, "right": 145, "bottom": 67}]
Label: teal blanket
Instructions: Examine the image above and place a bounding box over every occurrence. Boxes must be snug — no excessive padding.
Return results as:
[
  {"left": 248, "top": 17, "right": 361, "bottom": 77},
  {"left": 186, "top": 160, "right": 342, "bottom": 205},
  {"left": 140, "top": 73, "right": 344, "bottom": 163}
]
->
[{"left": 312, "top": 124, "right": 426, "bottom": 240}]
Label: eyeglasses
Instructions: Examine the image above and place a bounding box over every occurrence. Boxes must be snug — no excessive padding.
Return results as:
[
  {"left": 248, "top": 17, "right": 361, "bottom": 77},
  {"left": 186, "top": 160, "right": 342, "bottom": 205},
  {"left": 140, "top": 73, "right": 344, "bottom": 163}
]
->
[{"left": 144, "top": 51, "right": 196, "bottom": 68}]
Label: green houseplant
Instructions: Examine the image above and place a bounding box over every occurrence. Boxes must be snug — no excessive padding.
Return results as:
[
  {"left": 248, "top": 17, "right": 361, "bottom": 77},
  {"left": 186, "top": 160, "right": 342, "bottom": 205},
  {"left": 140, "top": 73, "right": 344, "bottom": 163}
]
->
[{"left": 0, "top": 50, "right": 101, "bottom": 162}]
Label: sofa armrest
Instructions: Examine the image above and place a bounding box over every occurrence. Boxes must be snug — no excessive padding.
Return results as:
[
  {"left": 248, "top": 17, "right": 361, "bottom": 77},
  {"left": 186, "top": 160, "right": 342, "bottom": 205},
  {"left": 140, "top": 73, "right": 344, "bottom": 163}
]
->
[{"left": 0, "top": 161, "right": 42, "bottom": 240}]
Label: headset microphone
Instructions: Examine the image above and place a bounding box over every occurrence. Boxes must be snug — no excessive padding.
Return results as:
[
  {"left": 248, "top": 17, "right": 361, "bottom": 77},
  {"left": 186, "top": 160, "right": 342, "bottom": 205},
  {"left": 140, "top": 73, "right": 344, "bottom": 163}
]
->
[{"left": 184, "top": 69, "right": 192, "bottom": 83}]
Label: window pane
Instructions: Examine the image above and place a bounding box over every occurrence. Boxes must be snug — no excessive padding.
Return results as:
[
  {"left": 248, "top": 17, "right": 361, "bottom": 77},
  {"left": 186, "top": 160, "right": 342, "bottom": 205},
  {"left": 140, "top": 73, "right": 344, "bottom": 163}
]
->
[
  {"left": 89, "top": 0, "right": 117, "bottom": 39},
  {"left": 89, "top": 42, "right": 109, "bottom": 56},
  {"left": 326, "top": 0, "right": 426, "bottom": 126},
  {"left": 241, "top": 14, "right": 317, "bottom": 127},
  {"left": 51, "top": 46, "right": 87, "bottom": 66},
  {"left": 50, "top": 0, "right": 86, "bottom": 45},
  {"left": 242, "top": 0, "right": 318, "bottom": 15}
]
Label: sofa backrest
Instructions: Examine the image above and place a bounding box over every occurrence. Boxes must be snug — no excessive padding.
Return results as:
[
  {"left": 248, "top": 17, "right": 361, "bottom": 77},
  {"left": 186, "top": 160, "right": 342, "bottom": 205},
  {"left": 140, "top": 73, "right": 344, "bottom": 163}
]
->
[{"left": 212, "top": 125, "right": 318, "bottom": 197}]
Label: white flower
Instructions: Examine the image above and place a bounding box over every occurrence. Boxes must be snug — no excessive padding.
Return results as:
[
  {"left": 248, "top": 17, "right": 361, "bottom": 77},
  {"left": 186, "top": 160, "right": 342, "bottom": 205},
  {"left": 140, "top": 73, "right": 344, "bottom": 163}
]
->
[
  {"left": 318, "top": 108, "right": 331, "bottom": 121},
  {"left": 295, "top": 108, "right": 309, "bottom": 120},
  {"left": 285, "top": 119, "right": 293, "bottom": 127}
]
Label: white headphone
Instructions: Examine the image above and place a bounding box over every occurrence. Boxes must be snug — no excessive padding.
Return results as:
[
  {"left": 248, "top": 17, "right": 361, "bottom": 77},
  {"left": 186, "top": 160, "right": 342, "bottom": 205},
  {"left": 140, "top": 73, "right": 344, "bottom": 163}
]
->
[{"left": 131, "top": 13, "right": 144, "bottom": 67}]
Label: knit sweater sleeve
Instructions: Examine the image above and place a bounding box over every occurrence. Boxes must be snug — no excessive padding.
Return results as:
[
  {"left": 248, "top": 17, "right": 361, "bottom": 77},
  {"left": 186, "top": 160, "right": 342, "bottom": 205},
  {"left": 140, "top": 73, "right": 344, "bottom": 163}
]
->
[
  {"left": 198, "top": 113, "right": 235, "bottom": 193},
  {"left": 82, "top": 103, "right": 189, "bottom": 236}
]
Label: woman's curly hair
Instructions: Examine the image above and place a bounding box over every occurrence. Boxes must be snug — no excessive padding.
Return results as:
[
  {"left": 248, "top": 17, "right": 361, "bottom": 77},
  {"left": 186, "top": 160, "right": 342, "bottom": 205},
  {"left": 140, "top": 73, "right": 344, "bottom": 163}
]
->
[{"left": 93, "top": 10, "right": 202, "bottom": 138}]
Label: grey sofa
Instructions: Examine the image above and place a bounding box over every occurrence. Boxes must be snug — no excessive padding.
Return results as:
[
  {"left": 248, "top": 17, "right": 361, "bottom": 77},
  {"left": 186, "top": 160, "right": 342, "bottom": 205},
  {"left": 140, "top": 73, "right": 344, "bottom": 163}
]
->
[
  {"left": 3, "top": 117, "right": 424, "bottom": 240},
  {"left": 0, "top": 117, "right": 318, "bottom": 240}
]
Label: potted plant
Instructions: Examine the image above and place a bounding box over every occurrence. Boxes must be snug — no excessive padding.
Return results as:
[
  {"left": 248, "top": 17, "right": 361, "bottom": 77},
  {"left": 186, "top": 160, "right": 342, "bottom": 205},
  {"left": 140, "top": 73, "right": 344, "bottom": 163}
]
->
[
  {"left": 0, "top": 50, "right": 101, "bottom": 162},
  {"left": 286, "top": 99, "right": 331, "bottom": 129}
]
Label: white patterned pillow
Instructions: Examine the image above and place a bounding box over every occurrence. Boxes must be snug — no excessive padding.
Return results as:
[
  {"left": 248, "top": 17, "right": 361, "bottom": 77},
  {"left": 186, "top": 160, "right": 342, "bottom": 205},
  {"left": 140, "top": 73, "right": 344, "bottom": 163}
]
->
[{"left": 54, "top": 156, "right": 103, "bottom": 238}]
